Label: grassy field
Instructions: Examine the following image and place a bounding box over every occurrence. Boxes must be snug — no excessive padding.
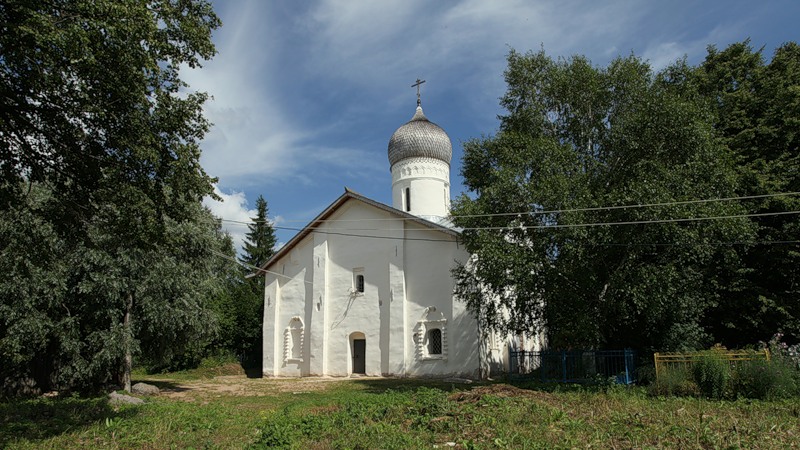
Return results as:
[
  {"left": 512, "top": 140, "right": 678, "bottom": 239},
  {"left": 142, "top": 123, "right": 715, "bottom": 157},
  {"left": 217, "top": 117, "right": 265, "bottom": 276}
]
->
[{"left": 1, "top": 365, "right": 798, "bottom": 449}]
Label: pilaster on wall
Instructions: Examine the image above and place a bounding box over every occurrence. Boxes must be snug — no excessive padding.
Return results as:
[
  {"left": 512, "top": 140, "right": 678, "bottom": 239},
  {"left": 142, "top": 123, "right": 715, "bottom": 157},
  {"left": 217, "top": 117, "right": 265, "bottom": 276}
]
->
[
  {"left": 309, "top": 237, "right": 328, "bottom": 375},
  {"left": 388, "top": 240, "right": 406, "bottom": 375},
  {"left": 263, "top": 277, "right": 280, "bottom": 376}
]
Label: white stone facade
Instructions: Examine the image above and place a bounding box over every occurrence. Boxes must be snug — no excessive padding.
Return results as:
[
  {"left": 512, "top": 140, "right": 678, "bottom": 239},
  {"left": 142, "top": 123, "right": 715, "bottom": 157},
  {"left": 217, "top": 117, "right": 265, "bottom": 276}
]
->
[
  {"left": 262, "top": 191, "right": 481, "bottom": 378},
  {"left": 260, "top": 103, "right": 540, "bottom": 379}
]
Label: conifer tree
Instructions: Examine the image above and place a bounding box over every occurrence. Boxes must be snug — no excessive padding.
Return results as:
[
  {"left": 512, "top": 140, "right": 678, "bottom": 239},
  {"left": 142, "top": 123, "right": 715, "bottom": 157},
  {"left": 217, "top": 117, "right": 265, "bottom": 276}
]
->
[
  {"left": 241, "top": 195, "right": 278, "bottom": 271},
  {"left": 234, "top": 195, "right": 277, "bottom": 368}
]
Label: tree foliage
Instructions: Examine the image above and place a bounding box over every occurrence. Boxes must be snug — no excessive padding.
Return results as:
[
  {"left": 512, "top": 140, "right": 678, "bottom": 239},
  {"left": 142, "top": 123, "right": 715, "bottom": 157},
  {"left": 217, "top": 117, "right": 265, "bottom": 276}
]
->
[
  {"left": 0, "top": 0, "right": 226, "bottom": 395},
  {"left": 241, "top": 195, "right": 278, "bottom": 270},
  {"left": 691, "top": 41, "right": 800, "bottom": 345},
  {"left": 1, "top": 0, "right": 220, "bottom": 215},
  {"left": 452, "top": 48, "right": 759, "bottom": 352},
  {"left": 233, "top": 194, "right": 278, "bottom": 368},
  {"left": 0, "top": 185, "right": 235, "bottom": 394}
]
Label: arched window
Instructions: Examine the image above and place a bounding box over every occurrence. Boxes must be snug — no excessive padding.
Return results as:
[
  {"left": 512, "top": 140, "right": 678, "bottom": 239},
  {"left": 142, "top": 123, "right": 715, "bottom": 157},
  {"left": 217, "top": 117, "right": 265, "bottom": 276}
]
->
[{"left": 405, "top": 187, "right": 411, "bottom": 212}]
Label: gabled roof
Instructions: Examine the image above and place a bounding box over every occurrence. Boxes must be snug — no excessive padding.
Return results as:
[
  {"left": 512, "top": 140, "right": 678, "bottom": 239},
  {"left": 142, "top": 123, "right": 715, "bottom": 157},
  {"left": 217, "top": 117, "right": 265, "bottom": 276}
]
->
[{"left": 258, "top": 188, "right": 460, "bottom": 273}]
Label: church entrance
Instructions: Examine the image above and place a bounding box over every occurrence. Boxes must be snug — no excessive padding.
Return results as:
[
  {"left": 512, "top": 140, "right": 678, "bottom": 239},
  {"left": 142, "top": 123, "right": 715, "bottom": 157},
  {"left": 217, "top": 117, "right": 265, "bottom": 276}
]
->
[{"left": 352, "top": 339, "right": 366, "bottom": 374}]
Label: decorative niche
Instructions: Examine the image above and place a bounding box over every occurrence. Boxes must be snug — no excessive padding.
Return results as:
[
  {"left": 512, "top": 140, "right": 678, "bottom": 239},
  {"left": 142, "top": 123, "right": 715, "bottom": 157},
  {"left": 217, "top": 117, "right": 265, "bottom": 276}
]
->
[{"left": 283, "top": 316, "right": 304, "bottom": 363}]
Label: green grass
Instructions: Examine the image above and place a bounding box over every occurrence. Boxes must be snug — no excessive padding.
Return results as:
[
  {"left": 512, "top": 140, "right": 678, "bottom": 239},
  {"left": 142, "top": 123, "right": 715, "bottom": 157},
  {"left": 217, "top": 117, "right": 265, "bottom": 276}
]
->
[{"left": 2, "top": 374, "right": 799, "bottom": 449}]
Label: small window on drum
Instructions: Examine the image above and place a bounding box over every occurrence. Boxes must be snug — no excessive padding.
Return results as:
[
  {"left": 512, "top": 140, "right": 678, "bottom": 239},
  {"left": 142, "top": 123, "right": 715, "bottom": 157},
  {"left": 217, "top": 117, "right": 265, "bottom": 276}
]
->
[{"left": 405, "top": 187, "right": 411, "bottom": 212}]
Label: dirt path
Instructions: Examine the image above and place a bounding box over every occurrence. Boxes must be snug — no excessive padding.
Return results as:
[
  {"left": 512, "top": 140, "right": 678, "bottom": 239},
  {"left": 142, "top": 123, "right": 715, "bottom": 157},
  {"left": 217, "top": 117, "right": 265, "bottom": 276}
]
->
[{"left": 144, "top": 375, "right": 381, "bottom": 401}]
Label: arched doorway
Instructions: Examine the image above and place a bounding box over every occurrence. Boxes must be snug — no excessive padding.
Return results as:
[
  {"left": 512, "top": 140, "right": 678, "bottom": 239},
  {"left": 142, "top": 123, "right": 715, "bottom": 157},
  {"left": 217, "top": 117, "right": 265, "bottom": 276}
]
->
[{"left": 349, "top": 332, "right": 366, "bottom": 375}]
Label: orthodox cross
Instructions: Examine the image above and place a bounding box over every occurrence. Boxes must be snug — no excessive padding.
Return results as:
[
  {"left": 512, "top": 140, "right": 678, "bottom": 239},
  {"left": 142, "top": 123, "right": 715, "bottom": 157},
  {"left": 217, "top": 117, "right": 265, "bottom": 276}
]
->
[{"left": 412, "top": 78, "right": 426, "bottom": 107}]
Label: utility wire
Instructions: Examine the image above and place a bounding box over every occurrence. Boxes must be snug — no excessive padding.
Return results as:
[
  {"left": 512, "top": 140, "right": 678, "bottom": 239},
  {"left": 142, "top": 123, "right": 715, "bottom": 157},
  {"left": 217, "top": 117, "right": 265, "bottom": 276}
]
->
[
  {"left": 219, "top": 209, "right": 800, "bottom": 233},
  {"left": 224, "top": 191, "right": 800, "bottom": 225},
  {"left": 456, "top": 191, "right": 800, "bottom": 219},
  {"left": 223, "top": 220, "right": 800, "bottom": 247},
  {"left": 270, "top": 225, "right": 461, "bottom": 242},
  {"left": 459, "top": 210, "right": 800, "bottom": 231},
  {"left": 209, "top": 249, "right": 315, "bottom": 284}
]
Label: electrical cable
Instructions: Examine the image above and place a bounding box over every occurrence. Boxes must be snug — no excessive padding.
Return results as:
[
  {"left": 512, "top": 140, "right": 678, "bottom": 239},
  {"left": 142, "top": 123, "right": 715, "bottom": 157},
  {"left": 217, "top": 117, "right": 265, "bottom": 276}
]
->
[
  {"left": 218, "top": 209, "right": 800, "bottom": 233},
  {"left": 224, "top": 191, "right": 800, "bottom": 225}
]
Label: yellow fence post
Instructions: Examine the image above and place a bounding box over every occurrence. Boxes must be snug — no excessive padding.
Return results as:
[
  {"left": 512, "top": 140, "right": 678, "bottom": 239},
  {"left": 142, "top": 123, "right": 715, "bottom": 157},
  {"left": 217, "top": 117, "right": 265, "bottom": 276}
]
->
[{"left": 654, "top": 352, "right": 660, "bottom": 381}]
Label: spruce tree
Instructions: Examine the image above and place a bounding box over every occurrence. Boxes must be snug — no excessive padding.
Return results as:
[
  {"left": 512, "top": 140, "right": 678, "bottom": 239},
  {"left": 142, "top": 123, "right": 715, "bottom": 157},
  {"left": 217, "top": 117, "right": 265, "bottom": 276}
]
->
[
  {"left": 235, "top": 195, "right": 277, "bottom": 368},
  {"left": 241, "top": 195, "right": 278, "bottom": 270}
]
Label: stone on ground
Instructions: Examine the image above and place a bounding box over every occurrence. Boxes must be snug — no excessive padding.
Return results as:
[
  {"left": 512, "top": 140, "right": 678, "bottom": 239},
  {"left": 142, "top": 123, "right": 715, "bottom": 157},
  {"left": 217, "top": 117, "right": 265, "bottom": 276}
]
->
[
  {"left": 131, "top": 382, "right": 160, "bottom": 395},
  {"left": 109, "top": 392, "right": 144, "bottom": 405}
]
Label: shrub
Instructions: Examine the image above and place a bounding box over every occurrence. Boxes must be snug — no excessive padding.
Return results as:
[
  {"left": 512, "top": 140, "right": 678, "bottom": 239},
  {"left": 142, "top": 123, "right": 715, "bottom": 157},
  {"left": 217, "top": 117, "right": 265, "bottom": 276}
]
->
[
  {"left": 731, "top": 358, "right": 797, "bottom": 400},
  {"left": 648, "top": 366, "right": 699, "bottom": 397},
  {"left": 692, "top": 352, "right": 731, "bottom": 399}
]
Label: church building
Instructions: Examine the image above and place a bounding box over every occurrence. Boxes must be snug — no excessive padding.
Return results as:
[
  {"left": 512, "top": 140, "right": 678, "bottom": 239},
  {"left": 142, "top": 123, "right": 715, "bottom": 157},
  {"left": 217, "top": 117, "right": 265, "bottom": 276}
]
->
[{"left": 260, "top": 90, "right": 534, "bottom": 378}]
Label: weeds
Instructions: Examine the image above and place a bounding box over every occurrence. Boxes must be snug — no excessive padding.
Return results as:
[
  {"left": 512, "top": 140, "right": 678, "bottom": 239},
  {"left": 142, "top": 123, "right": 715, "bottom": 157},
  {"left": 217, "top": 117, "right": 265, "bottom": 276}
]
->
[
  {"left": 651, "top": 337, "right": 800, "bottom": 400},
  {"left": 1, "top": 374, "right": 799, "bottom": 448}
]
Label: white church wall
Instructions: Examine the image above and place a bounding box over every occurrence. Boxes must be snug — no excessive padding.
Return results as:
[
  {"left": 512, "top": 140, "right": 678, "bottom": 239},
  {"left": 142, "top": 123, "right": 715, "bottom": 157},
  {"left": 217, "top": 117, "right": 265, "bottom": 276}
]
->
[
  {"left": 402, "top": 222, "right": 479, "bottom": 378},
  {"left": 267, "top": 236, "right": 313, "bottom": 377},
  {"left": 321, "top": 201, "right": 400, "bottom": 376},
  {"left": 262, "top": 195, "right": 490, "bottom": 379}
]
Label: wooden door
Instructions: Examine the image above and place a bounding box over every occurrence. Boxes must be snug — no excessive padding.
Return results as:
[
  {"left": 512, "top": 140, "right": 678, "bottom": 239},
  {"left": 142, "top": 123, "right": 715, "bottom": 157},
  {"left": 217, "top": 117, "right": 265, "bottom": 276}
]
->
[{"left": 352, "top": 339, "right": 366, "bottom": 374}]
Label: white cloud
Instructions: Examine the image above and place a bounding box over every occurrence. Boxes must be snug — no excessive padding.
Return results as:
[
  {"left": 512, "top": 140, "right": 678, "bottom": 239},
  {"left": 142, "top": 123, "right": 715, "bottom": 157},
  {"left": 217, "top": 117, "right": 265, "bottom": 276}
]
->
[
  {"left": 190, "top": 0, "right": 791, "bottom": 224},
  {"left": 203, "top": 185, "right": 257, "bottom": 253}
]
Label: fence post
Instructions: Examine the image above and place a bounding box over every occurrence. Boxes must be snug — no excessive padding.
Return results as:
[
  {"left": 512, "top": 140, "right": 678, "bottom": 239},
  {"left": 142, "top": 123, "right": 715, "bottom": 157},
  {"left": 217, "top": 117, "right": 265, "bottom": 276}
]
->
[
  {"left": 654, "top": 352, "right": 660, "bottom": 382},
  {"left": 623, "top": 349, "right": 630, "bottom": 384},
  {"left": 561, "top": 351, "right": 567, "bottom": 383},
  {"left": 541, "top": 352, "right": 546, "bottom": 383}
]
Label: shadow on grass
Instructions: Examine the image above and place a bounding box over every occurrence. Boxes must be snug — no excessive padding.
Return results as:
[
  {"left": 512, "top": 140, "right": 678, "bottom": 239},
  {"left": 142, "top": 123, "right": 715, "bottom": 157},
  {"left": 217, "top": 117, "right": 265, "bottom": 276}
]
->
[
  {"left": 345, "top": 376, "right": 620, "bottom": 397},
  {"left": 347, "top": 377, "right": 491, "bottom": 394},
  {"left": 133, "top": 379, "right": 191, "bottom": 395},
  {"left": 244, "top": 366, "right": 262, "bottom": 379},
  {"left": 0, "top": 396, "right": 139, "bottom": 447}
]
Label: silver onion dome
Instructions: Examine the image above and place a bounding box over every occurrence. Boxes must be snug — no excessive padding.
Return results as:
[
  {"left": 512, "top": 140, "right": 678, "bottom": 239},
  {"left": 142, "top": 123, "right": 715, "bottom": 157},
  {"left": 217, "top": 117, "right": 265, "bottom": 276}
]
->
[{"left": 388, "top": 106, "right": 452, "bottom": 167}]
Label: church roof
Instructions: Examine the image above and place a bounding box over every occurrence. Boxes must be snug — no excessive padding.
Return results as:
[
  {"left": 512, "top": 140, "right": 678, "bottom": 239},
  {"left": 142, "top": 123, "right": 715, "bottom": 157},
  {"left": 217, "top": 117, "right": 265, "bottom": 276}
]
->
[
  {"left": 257, "top": 188, "right": 460, "bottom": 274},
  {"left": 387, "top": 106, "right": 452, "bottom": 167}
]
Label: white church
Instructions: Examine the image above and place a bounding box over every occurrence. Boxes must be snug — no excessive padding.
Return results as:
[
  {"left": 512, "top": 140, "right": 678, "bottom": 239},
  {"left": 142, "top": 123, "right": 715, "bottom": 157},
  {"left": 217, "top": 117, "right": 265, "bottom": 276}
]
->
[{"left": 260, "top": 90, "right": 540, "bottom": 378}]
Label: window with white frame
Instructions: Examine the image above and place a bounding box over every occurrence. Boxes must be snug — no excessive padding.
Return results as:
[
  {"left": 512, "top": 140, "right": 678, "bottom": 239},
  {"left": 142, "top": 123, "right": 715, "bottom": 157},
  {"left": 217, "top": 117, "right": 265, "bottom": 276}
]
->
[{"left": 416, "top": 318, "right": 447, "bottom": 360}]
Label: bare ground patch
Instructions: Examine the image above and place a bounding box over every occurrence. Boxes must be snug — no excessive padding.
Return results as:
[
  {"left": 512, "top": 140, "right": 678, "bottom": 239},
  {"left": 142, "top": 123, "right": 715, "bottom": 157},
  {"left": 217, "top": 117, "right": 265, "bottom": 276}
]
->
[{"left": 148, "top": 375, "right": 376, "bottom": 401}]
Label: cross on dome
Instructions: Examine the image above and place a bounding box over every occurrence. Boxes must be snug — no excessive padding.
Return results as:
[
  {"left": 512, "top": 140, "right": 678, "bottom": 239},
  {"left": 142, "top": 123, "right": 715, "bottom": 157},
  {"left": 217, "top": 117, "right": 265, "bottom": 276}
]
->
[{"left": 412, "top": 78, "right": 425, "bottom": 107}]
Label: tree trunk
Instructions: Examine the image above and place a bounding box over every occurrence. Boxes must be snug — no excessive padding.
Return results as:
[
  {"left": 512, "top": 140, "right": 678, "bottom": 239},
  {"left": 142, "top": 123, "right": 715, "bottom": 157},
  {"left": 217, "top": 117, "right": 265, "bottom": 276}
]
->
[{"left": 122, "top": 292, "right": 133, "bottom": 392}]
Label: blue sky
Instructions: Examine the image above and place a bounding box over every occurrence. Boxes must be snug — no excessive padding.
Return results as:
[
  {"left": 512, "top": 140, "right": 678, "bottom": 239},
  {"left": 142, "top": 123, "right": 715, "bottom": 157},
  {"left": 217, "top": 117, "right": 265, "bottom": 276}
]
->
[{"left": 189, "top": 0, "right": 799, "bottom": 250}]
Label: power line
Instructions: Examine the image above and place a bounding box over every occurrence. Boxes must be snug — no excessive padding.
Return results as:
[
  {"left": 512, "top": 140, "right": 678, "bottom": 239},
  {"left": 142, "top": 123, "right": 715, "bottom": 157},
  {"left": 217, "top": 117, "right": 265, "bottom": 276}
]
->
[
  {"left": 222, "top": 191, "right": 800, "bottom": 225},
  {"left": 271, "top": 225, "right": 461, "bottom": 242},
  {"left": 459, "top": 210, "right": 800, "bottom": 231},
  {"left": 209, "top": 249, "right": 315, "bottom": 284},
  {"left": 593, "top": 240, "right": 800, "bottom": 247},
  {"left": 457, "top": 191, "right": 800, "bottom": 219},
  {"left": 221, "top": 220, "right": 800, "bottom": 247},
  {"left": 218, "top": 209, "right": 800, "bottom": 234}
]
